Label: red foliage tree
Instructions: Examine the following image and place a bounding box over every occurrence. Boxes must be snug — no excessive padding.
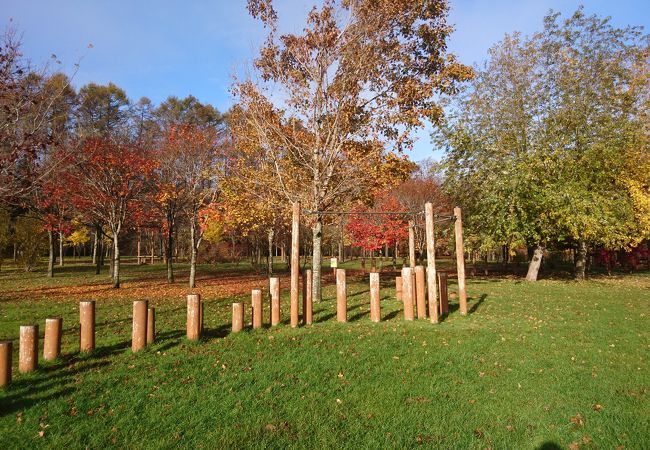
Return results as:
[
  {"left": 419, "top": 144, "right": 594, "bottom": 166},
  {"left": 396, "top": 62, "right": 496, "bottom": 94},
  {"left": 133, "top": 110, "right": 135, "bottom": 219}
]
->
[{"left": 71, "top": 138, "right": 156, "bottom": 288}]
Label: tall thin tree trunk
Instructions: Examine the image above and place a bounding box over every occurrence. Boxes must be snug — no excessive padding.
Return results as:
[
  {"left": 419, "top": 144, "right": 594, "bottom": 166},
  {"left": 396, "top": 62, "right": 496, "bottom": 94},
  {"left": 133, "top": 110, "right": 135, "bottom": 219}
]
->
[
  {"left": 189, "top": 217, "right": 197, "bottom": 288},
  {"left": 113, "top": 233, "right": 120, "bottom": 288},
  {"left": 267, "top": 228, "right": 274, "bottom": 275},
  {"left": 525, "top": 245, "right": 544, "bottom": 281},
  {"left": 150, "top": 231, "right": 155, "bottom": 264},
  {"left": 92, "top": 230, "right": 98, "bottom": 265},
  {"left": 312, "top": 214, "right": 322, "bottom": 303},
  {"left": 13, "top": 243, "right": 17, "bottom": 262},
  {"left": 575, "top": 240, "right": 587, "bottom": 281},
  {"left": 47, "top": 229, "right": 55, "bottom": 278},
  {"left": 59, "top": 230, "right": 64, "bottom": 267},
  {"left": 166, "top": 214, "right": 174, "bottom": 283},
  {"left": 137, "top": 229, "right": 141, "bottom": 265}
]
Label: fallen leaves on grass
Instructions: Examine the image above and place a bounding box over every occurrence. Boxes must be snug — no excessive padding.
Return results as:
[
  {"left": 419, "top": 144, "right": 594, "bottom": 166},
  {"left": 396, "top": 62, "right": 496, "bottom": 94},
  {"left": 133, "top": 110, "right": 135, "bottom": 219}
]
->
[{"left": 570, "top": 414, "right": 585, "bottom": 427}]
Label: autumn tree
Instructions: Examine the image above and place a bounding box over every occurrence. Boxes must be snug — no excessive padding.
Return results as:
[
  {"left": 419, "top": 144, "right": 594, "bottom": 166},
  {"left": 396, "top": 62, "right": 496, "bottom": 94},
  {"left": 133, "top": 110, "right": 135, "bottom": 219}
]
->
[
  {"left": 1, "top": 28, "right": 78, "bottom": 204},
  {"left": 154, "top": 96, "right": 222, "bottom": 285},
  {"left": 72, "top": 139, "right": 155, "bottom": 288},
  {"left": 438, "top": 7, "right": 649, "bottom": 280},
  {"left": 235, "top": 0, "right": 472, "bottom": 301}
]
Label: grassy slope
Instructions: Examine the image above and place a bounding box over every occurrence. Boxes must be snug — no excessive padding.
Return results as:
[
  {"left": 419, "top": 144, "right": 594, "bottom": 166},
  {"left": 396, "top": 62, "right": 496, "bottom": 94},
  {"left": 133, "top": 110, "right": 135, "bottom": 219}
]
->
[{"left": 0, "top": 260, "right": 648, "bottom": 449}]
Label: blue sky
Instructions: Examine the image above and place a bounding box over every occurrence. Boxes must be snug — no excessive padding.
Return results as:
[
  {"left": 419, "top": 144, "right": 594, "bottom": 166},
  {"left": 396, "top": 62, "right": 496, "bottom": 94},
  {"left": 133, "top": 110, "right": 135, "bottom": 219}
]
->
[{"left": 2, "top": 0, "right": 648, "bottom": 162}]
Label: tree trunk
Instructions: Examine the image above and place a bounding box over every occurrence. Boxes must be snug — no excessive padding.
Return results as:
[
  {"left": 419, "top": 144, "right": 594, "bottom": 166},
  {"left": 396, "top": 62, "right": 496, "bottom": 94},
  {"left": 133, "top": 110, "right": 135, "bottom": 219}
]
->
[
  {"left": 189, "top": 218, "right": 197, "bottom": 289},
  {"left": 311, "top": 214, "right": 322, "bottom": 303},
  {"left": 58, "top": 230, "right": 64, "bottom": 267},
  {"left": 575, "top": 240, "right": 587, "bottom": 281},
  {"left": 113, "top": 233, "right": 120, "bottom": 288},
  {"left": 137, "top": 229, "right": 142, "bottom": 265},
  {"left": 150, "top": 231, "right": 155, "bottom": 264},
  {"left": 92, "top": 230, "right": 98, "bottom": 265},
  {"left": 166, "top": 214, "right": 174, "bottom": 283},
  {"left": 96, "top": 226, "right": 103, "bottom": 275},
  {"left": 108, "top": 244, "right": 114, "bottom": 278},
  {"left": 525, "top": 245, "right": 544, "bottom": 281},
  {"left": 47, "top": 229, "right": 55, "bottom": 278},
  {"left": 267, "top": 228, "right": 274, "bottom": 275}
]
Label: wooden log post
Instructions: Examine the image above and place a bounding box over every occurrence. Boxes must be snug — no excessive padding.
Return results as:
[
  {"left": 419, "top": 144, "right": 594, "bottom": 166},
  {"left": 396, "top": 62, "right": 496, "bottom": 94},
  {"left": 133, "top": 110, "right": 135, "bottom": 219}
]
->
[
  {"left": 438, "top": 271, "right": 449, "bottom": 315},
  {"left": 401, "top": 267, "right": 414, "bottom": 321},
  {"left": 43, "top": 317, "right": 62, "bottom": 361},
  {"left": 132, "top": 300, "right": 148, "bottom": 352},
  {"left": 269, "top": 277, "right": 280, "bottom": 326},
  {"left": 408, "top": 220, "right": 416, "bottom": 268},
  {"left": 0, "top": 341, "right": 11, "bottom": 387},
  {"left": 395, "top": 276, "right": 402, "bottom": 301},
  {"left": 232, "top": 303, "right": 244, "bottom": 333},
  {"left": 79, "top": 300, "right": 95, "bottom": 352},
  {"left": 290, "top": 202, "right": 300, "bottom": 328},
  {"left": 19, "top": 325, "right": 38, "bottom": 373},
  {"left": 252, "top": 289, "right": 263, "bottom": 329},
  {"left": 370, "top": 272, "right": 381, "bottom": 322},
  {"left": 425, "top": 202, "right": 439, "bottom": 323},
  {"left": 147, "top": 307, "right": 155, "bottom": 344},
  {"left": 454, "top": 206, "right": 468, "bottom": 315},
  {"left": 336, "top": 269, "right": 347, "bottom": 323},
  {"left": 414, "top": 266, "right": 427, "bottom": 319},
  {"left": 303, "top": 269, "right": 313, "bottom": 325},
  {"left": 186, "top": 294, "right": 201, "bottom": 341}
]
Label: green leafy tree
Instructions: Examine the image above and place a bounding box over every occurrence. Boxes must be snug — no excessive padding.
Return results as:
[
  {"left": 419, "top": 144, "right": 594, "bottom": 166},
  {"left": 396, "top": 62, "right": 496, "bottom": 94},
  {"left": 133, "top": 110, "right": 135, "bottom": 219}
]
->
[{"left": 438, "top": 7, "right": 649, "bottom": 280}]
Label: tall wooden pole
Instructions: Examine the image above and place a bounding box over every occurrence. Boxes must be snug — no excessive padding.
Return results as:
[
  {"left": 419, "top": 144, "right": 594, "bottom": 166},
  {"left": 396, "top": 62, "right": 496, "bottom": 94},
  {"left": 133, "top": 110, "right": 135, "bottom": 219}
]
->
[
  {"left": 290, "top": 202, "right": 300, "bottom": 328},
  {"left": 408, "top": 219, "right": 416, "bottom": 268},
  {"left": 425, "top": 202, "right": 439, "bottom": 323},
  {"left": 401, "top": 267, "right": 414, "bottom": 321},
  {"left": 270, "top": 277, "right": 280, "bottom": 326},
  {"left": 454, "top": 206, "right": 468, "bottom": 315},
  {"left": 414, "top": 266, "right": 426, "bottom": 319}
]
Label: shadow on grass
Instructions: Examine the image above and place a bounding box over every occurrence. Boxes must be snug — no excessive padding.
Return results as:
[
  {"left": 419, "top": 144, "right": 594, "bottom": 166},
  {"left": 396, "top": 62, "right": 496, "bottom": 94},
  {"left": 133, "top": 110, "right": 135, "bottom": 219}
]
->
[
  {"left": 536, "top": 443, "right": 562, "bottom": 450},
  {"left": 349, "top": 309, "right": 370, "bottom": 322},
  {"left": 469, "top": 294, "right": 488, "bottom": 314}
]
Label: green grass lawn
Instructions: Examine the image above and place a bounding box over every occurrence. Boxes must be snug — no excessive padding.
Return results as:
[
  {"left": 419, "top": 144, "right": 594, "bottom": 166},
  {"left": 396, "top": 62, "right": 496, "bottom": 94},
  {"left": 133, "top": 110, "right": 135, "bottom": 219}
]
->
[{"left": 0, "top": 260, "right": 648, "bottom": 448}]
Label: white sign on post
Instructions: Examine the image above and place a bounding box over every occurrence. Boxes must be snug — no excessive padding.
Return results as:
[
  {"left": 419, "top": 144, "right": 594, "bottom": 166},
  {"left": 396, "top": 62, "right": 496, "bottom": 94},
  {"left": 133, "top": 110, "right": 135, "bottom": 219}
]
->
[{"left": 330, "top": 257, "right": 338, "bottom": 268}]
